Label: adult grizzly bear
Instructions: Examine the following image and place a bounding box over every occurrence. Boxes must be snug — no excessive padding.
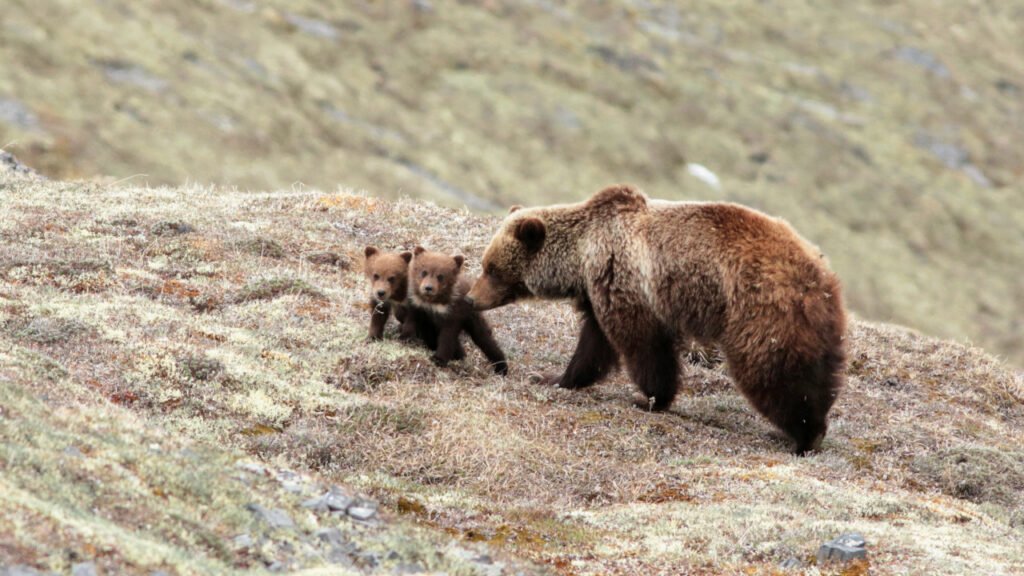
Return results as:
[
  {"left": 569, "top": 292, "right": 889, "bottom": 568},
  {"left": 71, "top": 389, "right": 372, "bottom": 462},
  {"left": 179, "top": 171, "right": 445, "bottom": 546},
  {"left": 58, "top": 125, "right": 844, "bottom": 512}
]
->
[{"left": 467, "top": 185, "right": 847, "bottom": 454}]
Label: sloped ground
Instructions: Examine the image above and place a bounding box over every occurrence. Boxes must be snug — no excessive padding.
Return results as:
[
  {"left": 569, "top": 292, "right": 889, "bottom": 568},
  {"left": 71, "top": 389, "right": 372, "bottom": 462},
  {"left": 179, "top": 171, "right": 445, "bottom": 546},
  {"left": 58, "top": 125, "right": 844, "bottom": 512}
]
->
[
  {"left": 1, "top": 172, "right": 1022, "bottom": 574},
  {"left": 1, "top": 0, "right": 1023, "bottom": 366}
]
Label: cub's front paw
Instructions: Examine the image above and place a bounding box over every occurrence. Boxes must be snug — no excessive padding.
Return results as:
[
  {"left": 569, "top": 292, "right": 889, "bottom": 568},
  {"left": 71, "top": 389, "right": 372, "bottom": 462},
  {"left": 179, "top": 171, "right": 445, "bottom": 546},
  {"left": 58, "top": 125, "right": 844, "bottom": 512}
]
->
[
  {"left": 492, "top": 360, "right": 509, "bottom": 376},
  {"left": 431, "top": 354, "right": 449, "bottom": 367}
]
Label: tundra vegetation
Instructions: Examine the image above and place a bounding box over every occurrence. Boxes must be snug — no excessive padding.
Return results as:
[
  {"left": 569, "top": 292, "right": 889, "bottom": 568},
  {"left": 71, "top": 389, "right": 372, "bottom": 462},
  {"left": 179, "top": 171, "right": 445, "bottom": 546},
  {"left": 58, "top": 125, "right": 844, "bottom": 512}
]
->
[{"left": 1, "top": 170, "right": 1022, "bottom": 574}]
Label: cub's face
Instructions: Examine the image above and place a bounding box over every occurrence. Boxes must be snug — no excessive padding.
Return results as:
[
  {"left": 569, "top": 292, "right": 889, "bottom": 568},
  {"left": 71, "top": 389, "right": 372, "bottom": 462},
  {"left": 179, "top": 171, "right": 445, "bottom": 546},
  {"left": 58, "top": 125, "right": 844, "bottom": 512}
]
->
[
  {"left": 468, "top": 211, "right": 546, "bottom": 310},
  {"left": 410, "top": 247, "right": 464, "bottom": 304},
  {"left": 363, "top": 247, "right": 412, "bottom": 303}
]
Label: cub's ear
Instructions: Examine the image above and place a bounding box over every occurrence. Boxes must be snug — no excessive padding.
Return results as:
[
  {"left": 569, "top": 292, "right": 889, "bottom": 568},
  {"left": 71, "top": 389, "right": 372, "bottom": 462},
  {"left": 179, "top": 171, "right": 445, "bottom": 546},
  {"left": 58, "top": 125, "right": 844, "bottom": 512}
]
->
[
  {"left": 413, "top": 246, "right": 426, "bottom": 256},
  {"left": 514, "top": 217, "right": 546, "bottom": 253},
  {"left": 364, "top": 246, "right": 379, "bottom": 258},
  {"left": 508, "top": 205, "right": 523, "bottom": 214},
  {"left": 453, "top": 255, "right": 465, "bottom": 271},
  {"left": 399, "top": 251, "right": 413, "bottom": 264}
]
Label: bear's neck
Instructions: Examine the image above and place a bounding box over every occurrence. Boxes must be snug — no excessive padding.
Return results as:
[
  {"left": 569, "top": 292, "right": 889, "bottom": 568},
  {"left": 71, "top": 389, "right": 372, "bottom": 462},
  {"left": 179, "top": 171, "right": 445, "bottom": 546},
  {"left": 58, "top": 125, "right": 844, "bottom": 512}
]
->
[{"left": 527, "top": 211, "right": 588, "bottom": 299}]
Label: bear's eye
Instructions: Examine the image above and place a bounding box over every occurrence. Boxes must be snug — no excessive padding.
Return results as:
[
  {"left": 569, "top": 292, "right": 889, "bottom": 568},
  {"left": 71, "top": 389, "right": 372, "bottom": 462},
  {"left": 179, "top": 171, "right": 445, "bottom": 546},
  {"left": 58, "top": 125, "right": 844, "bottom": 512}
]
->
[
  {"left": 485, "top": 264, "right": 495, "bottom": 276},
  {"left": 437, "top": 275, "right": 444, "bottom": 282},
  {"left": 387, "top": 276, "right": 395, "bottom": 283},
  {"left": 421, "top": 271, "right": 428, "bottom": 278},
  {"left": 372, "top": 273, "right": 380, "bottom": 280}
]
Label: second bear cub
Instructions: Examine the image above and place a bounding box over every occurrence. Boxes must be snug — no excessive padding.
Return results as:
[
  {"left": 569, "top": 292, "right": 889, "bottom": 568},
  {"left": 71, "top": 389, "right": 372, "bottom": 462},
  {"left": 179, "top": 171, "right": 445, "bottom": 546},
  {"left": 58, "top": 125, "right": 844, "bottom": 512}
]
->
[{"left": 409, "top": 246, "right": 508, "bottom": 375}]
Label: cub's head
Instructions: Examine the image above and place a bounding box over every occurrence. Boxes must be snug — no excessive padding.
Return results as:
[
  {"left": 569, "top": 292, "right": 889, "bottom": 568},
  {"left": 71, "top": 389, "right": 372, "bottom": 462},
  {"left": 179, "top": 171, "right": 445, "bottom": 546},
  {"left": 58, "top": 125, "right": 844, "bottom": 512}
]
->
[
  {"left": 410, "top": 246, "right": 464, "bottom": 305},
  {"left": 363, "top": 246, "right": 412, "bottom": 303},
  {"left": 467, "top": 206, "right": 545, "bottom": 310}
]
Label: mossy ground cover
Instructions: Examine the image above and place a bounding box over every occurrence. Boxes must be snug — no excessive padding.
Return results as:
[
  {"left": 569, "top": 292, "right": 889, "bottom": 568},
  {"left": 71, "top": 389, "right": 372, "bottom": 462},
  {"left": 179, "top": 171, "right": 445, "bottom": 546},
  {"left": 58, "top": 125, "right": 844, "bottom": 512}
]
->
[{"left": 2, "top": 172, "right": 1022, "bottom": 574}]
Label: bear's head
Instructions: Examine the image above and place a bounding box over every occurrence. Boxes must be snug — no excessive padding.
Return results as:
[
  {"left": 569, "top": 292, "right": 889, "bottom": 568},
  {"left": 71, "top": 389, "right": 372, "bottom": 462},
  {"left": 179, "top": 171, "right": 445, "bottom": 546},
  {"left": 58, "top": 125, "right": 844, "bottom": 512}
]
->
[
  {"left": 467, "top": 206, "right": 546, "bottom": 310},
  {"left": 410, "top": 246, "right": 464, "bottom": 306},
  {"left": 363, "top": 246, "right": 412, "bottom": 303}
]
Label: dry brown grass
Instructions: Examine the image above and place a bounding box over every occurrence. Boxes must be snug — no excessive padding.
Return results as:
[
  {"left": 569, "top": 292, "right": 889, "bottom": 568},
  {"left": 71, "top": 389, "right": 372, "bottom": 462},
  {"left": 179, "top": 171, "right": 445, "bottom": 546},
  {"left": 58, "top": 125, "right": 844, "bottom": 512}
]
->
[{"left": 1, "top": 172, "right": 1022, "bottom": 574}]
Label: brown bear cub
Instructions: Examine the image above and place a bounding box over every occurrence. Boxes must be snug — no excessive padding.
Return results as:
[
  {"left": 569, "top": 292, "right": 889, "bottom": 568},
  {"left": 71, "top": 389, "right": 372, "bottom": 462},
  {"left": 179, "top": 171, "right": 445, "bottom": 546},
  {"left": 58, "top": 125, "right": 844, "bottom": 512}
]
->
[
  {"left": 468, "top": 185, "right": 847, "bottom": 454},
  {"left": 363, "top": 246, "right": 416, "bottom": 341},
  {"left": 409, "top": 246, "right": 508, "bottom": 375}
]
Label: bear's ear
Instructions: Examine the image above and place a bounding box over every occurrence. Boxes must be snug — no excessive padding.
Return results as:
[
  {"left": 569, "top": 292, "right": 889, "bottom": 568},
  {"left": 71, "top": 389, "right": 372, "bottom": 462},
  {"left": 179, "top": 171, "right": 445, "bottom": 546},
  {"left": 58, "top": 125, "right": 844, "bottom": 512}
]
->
[
  {"left": 413, "top": 246, "right": 426, "bottom": 256},
  {"left": 364, "top": 246, "right": 378, "bottom": 259},
  {"left": 514, "top": 218, "right": 546, "bottom": 254},
  {"left": 508, "top": 205, "right": 523, "bottom": 214},
  {"left": 399, "top": 251, "right": 413, "bottom": 264},
  {"left": 453, "top": 255, "right": 465, "bottom": 271}
]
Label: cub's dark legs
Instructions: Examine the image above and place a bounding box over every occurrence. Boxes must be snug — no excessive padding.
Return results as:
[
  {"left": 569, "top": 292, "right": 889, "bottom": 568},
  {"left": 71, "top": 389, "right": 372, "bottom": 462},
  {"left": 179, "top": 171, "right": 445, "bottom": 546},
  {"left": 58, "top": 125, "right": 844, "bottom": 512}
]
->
[
  {"left": 467, "top": 315, "right": 508, "bottom": 375},
  {"left": 432, "top": 322, "right": 465, "bottom": 366},
  {"left": 543, "top": 306, "right": 618, "bottom": 388},
  {"left": 395, "top": 305, "right": 417, "bottom": 340},
  {"left": 368, "top": 301, "right": 391, "bottom": 340}
]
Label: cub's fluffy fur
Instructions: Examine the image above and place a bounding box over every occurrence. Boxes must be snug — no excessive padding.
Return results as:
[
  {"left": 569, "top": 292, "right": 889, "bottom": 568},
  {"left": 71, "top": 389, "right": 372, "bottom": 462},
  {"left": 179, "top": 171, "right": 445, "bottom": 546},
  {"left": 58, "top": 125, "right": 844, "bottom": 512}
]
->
[
  {"left": 468, "top": 185, "right": 847, "bottom": 454},
  {"left": 363, "top": 247, "right": 415, "bottom": 341},
  {"left": 410, "top": 247, "right": 508, "bottom": 375}
]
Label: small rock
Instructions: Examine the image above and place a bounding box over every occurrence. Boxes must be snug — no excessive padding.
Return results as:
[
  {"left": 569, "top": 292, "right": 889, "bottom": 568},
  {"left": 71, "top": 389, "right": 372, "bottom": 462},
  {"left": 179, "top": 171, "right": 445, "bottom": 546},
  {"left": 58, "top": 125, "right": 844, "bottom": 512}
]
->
[
  {"left": 246, "top": 503, "right": 294, "bottom": 529},
  {"left": 275, "top": 470, "right": 304, "bottom": 493},
  {"left": 71, "top": 562, "right": 98, "bottom": 576},
  {"left": 346, "top": 499, "right": 378, "bottom": 521},
  {"left": 0, "top": 566, "right": 51, "bottom": 576},
  {"left": 779, "top": 557, "right": 802, "bottom": 569},
  {"left": 817, "top": 532, "right": 867, "bottom": 564},
  {"left": 1, "top": 149, "right": 40, "bottom": 176},
  {"left": 393, "top": 563, "right": 425, "bottom": 574},
  {"left": 237, "top": 462, "right": 267, "bottom": 476},
  {"left": 63, "top": 446, "right": 85, "bottom": 458},
  {"left": 233, "top": 533, "right": 255, "bottom": 548},
  {"left": 303, "top": 486, "right": 353, "bottom": 512}
]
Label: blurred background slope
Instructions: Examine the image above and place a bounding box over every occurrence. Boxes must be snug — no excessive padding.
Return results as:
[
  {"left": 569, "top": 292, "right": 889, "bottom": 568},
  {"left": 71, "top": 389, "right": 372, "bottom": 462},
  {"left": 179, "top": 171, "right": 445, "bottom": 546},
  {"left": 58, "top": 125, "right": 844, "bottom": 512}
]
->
[{"left": 1, "top": 0, "right": 1022, "bottom": 364}]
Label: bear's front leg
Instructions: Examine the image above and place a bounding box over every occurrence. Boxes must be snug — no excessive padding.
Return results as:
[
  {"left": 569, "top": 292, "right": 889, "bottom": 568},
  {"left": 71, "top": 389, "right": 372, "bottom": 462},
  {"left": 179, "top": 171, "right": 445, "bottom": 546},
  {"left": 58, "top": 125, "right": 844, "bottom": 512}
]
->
[
  {"left": 368, "top": 300, "right": 391, "bottom": 341},
  {"left": 537, "top": 304, "right": 618, "bottom": 388}
]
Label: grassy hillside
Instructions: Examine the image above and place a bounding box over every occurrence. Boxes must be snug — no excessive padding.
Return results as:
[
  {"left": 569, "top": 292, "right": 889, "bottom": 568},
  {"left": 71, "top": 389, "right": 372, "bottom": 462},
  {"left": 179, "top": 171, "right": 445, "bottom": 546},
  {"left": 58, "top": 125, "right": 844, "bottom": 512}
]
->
[
  {"left": 0, "top": 0, "right": 1022, "bottom": 366},
  {"left": 2, "top": 170, "right": 1022, "bottom": 574}
]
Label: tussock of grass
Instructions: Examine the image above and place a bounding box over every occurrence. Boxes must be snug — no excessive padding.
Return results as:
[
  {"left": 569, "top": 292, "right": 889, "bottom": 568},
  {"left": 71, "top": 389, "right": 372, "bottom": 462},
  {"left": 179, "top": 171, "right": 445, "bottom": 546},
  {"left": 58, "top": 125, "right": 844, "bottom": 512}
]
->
[
  {"left": 232, "top": 277, "right": 325, "bottom": 303},
  {"left": 1, "top": 175, "right": 1022, "bottom": 573}
]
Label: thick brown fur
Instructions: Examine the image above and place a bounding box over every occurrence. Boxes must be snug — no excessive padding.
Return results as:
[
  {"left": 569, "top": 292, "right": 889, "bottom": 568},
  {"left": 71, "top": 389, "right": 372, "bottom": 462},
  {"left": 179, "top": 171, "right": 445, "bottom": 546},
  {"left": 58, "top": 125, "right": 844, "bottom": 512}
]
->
[
  {"left": 468, "top": 185, "right": 847, "bottom": 454},
  {"left": 410, "top": 247, "right": 508, "bottom": 375},
  {"left": 363, "top": 246, "right": 416, "bottom": 341}
]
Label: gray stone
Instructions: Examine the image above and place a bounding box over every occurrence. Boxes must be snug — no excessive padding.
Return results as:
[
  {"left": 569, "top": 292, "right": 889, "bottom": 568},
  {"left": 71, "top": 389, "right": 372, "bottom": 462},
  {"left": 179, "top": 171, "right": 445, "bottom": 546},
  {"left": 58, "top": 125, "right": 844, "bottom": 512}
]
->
[
  {"left": 237, "top": 462, "right": 267, "bottom": 475},
  {"left": 346, "top": 499, "right": 378, "bottom": 521},
  {"left": 0, "top": 99, "right": 39, "bottom": 130},
  {"left": 303, "top": 486, "right": 353, "bottom": 512},
  {"left": 779, "top": 557, "right": 802, "bottom": 569},
  {"left": 393, "top": 563, "right": 425, "bottom": 574},
  {"left": 817, "top": 532, "right": 867, "bottom": 564},
  {"left": 1, "top": 150, "right": 39, "bottom": 176},
  {"left": 0, "top": 567, "right": 51, "bottom": 576},
  {"left": 246, "top": 503, "right": 294, "bottom": 529},
  {"left": 233, "top": 533, "right": 255, "bottom": 548},
  {"left": 99, "top": 61, "right": 168, "bottom": 93},
  {"left": 284, "top": 13, "right": 340, "bottom": 40},
  {"left": 892, "top": 46, "right": 950, "bottom": 78},
  {"left": 70, "top": 563, "right": 98, "bottom": 576}
]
